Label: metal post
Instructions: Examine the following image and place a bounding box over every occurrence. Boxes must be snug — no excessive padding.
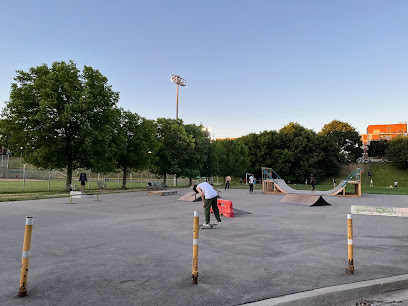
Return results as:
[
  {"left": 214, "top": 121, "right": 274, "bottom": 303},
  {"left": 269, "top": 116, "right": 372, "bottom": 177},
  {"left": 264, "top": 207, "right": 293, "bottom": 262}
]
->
[
  {"left": 192, "top": 210, "right": 199, "bottom": 284},
  {"left": 346, "top": 214, "right": 354, "bottom": 274},
  {"left": 48, "top": 170, "right": 51, "bottom": 191},
  {"left": 22, "top": 164, "right": 26, "bottom": 192},
  {"left": 130, "top": 172, "right": 132, "bottom": 188},
  {"left": 18, "top": 216, "right": 34, "bottom": 297},
  {"left": 176, "top": 83, "right": 179, "bottom": 119},
  {"left": 140, "top": 173, "right": 142, "bottom": 187},
  {"left": 88, "top": 171, "right": 91, "bottom": 190}
]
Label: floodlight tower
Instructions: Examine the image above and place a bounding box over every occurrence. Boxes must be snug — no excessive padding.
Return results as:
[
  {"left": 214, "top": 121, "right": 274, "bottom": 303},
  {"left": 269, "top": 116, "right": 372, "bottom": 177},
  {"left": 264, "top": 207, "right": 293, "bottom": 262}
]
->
[{"left": 170, "top": 74, "right": 186, "bottom": 120}]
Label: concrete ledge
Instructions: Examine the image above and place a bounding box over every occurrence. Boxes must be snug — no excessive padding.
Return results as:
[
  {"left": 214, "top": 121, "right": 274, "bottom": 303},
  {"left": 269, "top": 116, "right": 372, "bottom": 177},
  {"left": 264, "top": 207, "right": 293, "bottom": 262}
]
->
[{"left": 247, "top": 274, "right": 408, "bottom": 306}]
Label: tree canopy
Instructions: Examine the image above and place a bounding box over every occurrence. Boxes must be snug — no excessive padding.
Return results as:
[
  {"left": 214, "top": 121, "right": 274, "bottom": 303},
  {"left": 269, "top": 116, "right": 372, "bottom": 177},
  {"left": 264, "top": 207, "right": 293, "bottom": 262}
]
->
[
  {"left": 386, "top": 136, "right": 408, "bottom": 168},
  {"left": 0, "top": 60, "right": 119, "bottom": 190},
  {"left": 114, "top": 109, "right": 160, "bottom": 188},
  {"left": 320, "top": 120, "right": 362, "bottom": 162},
  {"left": 368, "top": 139, "right": 389, "bottom": 158}
]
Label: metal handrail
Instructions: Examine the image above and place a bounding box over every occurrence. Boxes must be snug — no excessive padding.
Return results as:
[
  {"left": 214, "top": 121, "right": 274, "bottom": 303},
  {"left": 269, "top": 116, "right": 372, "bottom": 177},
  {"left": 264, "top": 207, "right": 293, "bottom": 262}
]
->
[{"left": 341, "top": 168, "right": 361, "bottom": 187}]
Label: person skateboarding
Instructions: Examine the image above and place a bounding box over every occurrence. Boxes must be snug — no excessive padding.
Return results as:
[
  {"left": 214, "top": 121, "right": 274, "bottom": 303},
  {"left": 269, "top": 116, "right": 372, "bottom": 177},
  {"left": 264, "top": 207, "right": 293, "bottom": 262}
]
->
[{"left": 193, "top": 182, "right": 221, "bottom": 227}]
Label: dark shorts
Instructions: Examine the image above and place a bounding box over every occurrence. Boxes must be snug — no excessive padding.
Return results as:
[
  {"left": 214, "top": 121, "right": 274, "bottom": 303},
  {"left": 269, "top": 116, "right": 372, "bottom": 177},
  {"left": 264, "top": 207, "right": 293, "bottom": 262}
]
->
[{"left": 81, "top": 181, "right": 86, "bottom": 186}]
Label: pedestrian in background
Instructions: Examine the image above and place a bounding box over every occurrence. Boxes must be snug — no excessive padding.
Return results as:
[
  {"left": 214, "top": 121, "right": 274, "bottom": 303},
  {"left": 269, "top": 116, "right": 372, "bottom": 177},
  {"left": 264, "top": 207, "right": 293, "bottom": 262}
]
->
[
  {"left": 79, "top": 172, "right": 88, "bottom": 192},
  {"left": 310, "top": 174, "right": 315, "bottom": 191},
  {"left": 225, "top": 175, "right": 231, "bottom": 190},
  {"left": 249, "top": 174, "right": 254, "bottom": 194}
]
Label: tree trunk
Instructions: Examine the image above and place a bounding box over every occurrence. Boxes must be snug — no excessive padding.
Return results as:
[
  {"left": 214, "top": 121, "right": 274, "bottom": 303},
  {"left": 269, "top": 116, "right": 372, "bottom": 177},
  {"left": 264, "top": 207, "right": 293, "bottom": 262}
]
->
[
  {"left": 189, "top": 177, "right": 192, "bottom": 186},
  {"left": 66, "top": 163, "right": 73, "bottom": 192},
  {"left": 163, "top": 173, "right": 167, "bottom": 186},
  {"left": 122, "top": 168, "right": 127, "bottom": 189}
]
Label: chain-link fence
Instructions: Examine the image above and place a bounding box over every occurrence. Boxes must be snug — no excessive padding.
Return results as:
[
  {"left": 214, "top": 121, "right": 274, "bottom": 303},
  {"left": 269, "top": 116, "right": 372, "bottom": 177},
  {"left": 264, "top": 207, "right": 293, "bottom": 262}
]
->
[{"left": 0, "top": 156, "right": 204, "bottom": 193}]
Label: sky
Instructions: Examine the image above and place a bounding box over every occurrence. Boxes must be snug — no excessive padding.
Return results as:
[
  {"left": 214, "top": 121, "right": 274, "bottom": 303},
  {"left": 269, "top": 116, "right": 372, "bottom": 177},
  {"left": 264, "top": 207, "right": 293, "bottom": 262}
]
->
[{"left": 1, "top": 0, "right": 407, "bottom": 138}]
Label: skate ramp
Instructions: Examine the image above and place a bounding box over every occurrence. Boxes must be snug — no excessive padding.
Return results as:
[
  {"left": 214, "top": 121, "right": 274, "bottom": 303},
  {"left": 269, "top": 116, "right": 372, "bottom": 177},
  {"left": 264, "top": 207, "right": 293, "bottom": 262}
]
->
[
  {"left": 266, "top": 179, "right": 347, "bottom": 196},
  {"left": 280, "top": 194, "right": 331, "bottom": 206},
  {"left": 177, "top": 191, "right": 201, "bottom": 202}
]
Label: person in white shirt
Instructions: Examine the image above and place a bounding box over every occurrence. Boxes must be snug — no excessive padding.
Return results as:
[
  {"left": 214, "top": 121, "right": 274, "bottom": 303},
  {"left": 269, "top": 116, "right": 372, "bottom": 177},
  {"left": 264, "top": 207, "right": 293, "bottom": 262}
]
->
[
  {"left": 193, "top": 182, "right": 221, "bottom": 226},
  {"left": 249, "top": 174, "right": 254, "bottom": 194}
]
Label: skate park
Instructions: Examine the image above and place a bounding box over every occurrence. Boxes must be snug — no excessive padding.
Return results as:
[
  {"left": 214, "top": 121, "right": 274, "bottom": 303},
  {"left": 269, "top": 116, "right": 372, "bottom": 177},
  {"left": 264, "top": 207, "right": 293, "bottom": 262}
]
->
[{"left": 1, "top": 186, "right": 408, "bottom": 306}]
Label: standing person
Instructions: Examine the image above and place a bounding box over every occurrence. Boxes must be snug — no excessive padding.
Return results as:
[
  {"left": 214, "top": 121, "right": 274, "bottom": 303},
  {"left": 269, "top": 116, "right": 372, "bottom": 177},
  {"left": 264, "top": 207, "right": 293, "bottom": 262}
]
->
[
  {"left": 239, "top": 178, "right": 243, "bottom": 185},
  {"left": 249, "top": 174, "right": 254, "bottom": 194},
  {"left": 310, "top": 174, "right": 315, "bottom": 191},
  {"left": 79, "top": 172, "right": 88, "bottom": 192},
  {"left": 225, "top": 175, "right": 231, "bottom": 190},
  {"left": 394, "top": 181, "right": 398, "bottom": 189},
  {"left": 193, "top": 182, "right": 221, "bottom": 227},
  {"left": 332, "top": 178, "right": 336, "bottom": 187},
  {"left": 370, "top": 179, "right": 373, "bottom": 187},
  {"left": 305, "top": 178, "right": 308, "bottom": 185}
]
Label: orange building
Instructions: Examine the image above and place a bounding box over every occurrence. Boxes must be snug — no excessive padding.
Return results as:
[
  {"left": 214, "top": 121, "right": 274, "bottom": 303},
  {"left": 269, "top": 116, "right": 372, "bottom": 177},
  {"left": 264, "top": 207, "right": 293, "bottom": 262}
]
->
[{"left": 361, "top": 123, "right": 407, "bottom": 159}]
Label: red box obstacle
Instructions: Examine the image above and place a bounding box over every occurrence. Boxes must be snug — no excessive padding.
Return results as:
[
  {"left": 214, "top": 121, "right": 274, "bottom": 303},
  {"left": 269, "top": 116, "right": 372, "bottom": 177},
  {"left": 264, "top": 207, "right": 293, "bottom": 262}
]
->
[{"left": 211, "top": 199, "right": 234, "bottom": 218}]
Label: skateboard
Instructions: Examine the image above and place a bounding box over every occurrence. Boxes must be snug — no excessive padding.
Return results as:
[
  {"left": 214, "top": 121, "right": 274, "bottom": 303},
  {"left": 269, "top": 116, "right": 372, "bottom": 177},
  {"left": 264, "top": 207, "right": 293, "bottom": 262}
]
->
[{"left": 199, "top": 223, "right": 218, "bottom": 229}]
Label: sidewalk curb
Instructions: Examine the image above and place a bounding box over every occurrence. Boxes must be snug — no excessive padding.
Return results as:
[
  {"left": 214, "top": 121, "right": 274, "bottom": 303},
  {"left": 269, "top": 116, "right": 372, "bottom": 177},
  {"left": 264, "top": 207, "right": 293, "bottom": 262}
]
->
[{"left": 245, "top": 274, "right": 408, "bottom": 305}]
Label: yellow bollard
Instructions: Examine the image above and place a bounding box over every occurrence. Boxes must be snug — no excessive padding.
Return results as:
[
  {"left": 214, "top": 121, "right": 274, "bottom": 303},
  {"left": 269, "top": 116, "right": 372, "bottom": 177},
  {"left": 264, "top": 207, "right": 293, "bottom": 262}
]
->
[
  {"left": 192, "top": 210, "right": 199, "bottom": 284},
  {"left": 18, "top": 216, "right": 34, "bottom": 297},
  {"left": 346, "top": 213, "right": 354, "bottom": 274}
]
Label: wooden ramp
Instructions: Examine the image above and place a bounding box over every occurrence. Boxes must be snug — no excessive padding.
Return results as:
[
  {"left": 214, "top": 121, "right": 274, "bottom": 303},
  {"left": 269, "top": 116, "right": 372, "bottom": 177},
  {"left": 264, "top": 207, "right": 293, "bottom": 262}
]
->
[
  {"left": 177, "top": 191, "right": 202, "bottom": 202},
  {"left": 148, "top": 190, "right": 177, "bottom": 196},
  {"left": 280, "top": 194, "right": 331, "bottom": 206}
]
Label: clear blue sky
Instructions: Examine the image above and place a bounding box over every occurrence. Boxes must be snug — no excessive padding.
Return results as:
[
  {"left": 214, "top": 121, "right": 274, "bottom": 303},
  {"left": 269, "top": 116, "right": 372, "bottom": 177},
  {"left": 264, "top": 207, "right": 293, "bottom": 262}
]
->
[{"left": 1, "top": 0, "right": 407, "bottom": 138}]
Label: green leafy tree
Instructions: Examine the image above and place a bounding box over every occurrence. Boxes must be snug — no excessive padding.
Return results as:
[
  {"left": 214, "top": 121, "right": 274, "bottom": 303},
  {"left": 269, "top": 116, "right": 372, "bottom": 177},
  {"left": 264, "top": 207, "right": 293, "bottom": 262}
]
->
[
  {"left": 155, "top": 118, "right": 195, "bottom": 185},
  {"left": 0, "top": 60, "right": 119, "bottom": 190},
  {"left": 114, "top": 109, "right": 160, "bottom": 188},
  {"left": 215, "top": 138, "right": 249, "bottom": 181},
  {"left": 368, "top": 140, "right": 389, "bottom": 158},
  {"left": 320, "top": 120, "right": 363, "bottom": 162},
  {"left": 182, "top": 124, "right": 207, "bottom": 184},
  {"left": 386, "top": 136, "right": 408, "bottom": 168}
]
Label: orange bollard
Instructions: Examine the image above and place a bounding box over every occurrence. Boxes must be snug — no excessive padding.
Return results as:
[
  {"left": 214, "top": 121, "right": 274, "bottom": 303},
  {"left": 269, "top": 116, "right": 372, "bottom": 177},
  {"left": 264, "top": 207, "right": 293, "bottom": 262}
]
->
[
  {"left": 18, "top": 216, "right": 34, "bottom": 297},
  {"left": 192, "top": 210, "right": 199, "bottom": 284},
  {"left": 346, "top": 214, "right": 354, "bottom": 274}
]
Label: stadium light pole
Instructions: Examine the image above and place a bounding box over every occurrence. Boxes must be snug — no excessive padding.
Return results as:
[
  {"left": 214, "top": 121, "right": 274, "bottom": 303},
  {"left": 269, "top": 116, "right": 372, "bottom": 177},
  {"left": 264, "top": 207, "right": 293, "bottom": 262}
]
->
[{"left": 170, "top": 74, "right": 186, "bottom": 120}]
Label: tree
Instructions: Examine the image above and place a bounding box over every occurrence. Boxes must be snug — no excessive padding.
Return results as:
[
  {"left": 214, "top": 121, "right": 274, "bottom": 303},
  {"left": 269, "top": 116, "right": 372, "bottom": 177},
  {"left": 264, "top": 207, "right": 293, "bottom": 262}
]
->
[
  {"left": 320, "top": 120, "right": 363, "bottom": 162},
  {"left": 114, "top": 109, "right": 160, "bottom": 188},
  {"left": 155, "top": 118, "right": 195, "bottom": 185},
  {"left": 181, "top": 124, "right": 207, "bottom": 185},
  {"left": 386, "top": 136, "right": 408, "bottom": 168},
  {"left": 215, "top": 138, "right": 249, "bottom": 181},
  {"left": 368, "top": 140, "right": 389, "bottom": 158},
  {"left": 0, "top": 60, "right": 119, "bottom": 190}
]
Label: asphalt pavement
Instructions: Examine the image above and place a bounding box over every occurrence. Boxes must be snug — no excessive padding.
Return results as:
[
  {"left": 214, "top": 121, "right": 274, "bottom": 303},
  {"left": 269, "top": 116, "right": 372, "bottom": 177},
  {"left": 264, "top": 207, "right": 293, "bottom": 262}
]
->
[{"left": 1, "top": 188, "right": 408, "bottom": 305}]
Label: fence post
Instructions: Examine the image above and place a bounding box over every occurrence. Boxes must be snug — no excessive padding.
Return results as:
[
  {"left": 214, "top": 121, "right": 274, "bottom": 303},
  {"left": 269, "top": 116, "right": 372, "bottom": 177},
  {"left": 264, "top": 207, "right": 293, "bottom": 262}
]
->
[
  {"left": 346, "top": 214, "right": 354, "bottom": 274},
  {"left": 118, "top": 173, "right": 120, "bottom": 188},
  {"left": 22, "top": 164, "right": 26, "bottom": 192},
  {"left": 88, "top": 171, "right": 91, "bottom": 190},
  {"left": 48, "top": 170, "right": 51, "bottom": 191},
  {"left": 192, "top": 210, "right": 199, "bottom": 284},
  {"left": 130, "top": 172, "right": 132, "bottom": 188},
  {"left": 18, "top": 216, "right": 34, "bottom": 297}
]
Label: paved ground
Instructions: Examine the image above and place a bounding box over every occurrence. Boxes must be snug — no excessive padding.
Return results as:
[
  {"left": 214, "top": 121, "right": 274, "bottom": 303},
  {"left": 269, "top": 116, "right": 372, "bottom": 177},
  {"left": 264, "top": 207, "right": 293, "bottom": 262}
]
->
[{"left": 1, "top": 189, "right": 408, "bottom": 305}]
